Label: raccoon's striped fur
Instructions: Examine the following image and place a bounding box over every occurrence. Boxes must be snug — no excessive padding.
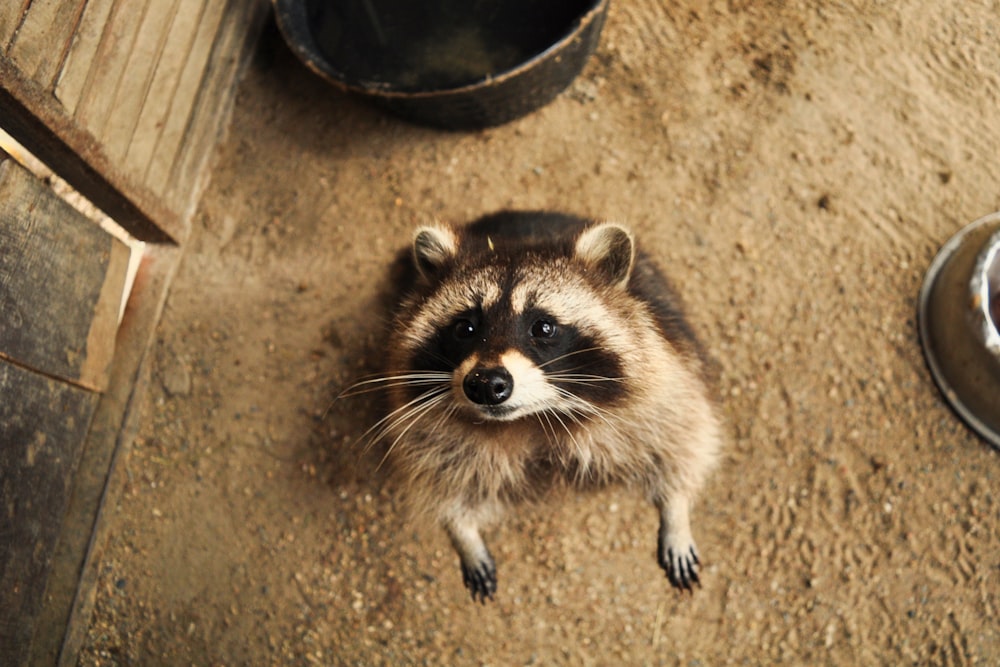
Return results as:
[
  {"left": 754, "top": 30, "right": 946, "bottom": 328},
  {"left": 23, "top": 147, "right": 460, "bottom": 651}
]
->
[{"left": 371, "top": 211, "right": 721, "bottom": 602}]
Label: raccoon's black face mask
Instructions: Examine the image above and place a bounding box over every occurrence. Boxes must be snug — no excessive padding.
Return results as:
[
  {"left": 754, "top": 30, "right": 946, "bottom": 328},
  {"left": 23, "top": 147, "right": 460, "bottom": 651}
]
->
[{"left": 402, "top": 299, "right": 622, "bottom": 420}]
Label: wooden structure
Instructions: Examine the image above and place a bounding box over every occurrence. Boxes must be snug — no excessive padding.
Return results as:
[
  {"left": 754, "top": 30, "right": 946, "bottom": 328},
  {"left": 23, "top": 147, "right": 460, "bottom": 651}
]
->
[{"left": 0, "top": 1, "right": 269, "bottom": 664}]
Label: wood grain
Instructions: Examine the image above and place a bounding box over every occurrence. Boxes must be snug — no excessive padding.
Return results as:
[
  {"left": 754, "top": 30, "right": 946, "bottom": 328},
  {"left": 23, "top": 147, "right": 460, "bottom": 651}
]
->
[
  {"left": 143, "top": 0, "right": 226, "bottom": 194},
  {"left": 123, "top": 0, "right": 208, "bottom": 177},
  {"left": 101, "top": 0, "right": 183, "bottom": 163},
  {"left": 166, "top": 0, "right": 267, "bottom": 204},
  {"left": 0, "top": 0, "right": 29, "bottom": 51},
  {"left": 72, "top": 0, "right": 151, "bottom": 148},
  {"left": 53, "top": 0, "right": 118, "bottom": 116},
  {"left": 6, "top": 0, "right": 86, "bottom": 86}
]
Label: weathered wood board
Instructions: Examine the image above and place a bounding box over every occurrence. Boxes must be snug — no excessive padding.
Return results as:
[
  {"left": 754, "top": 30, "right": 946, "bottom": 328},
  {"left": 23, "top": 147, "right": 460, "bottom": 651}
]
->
[
  {"left": 0, "top": 154, "right": 129, "bottom": 392},
  {"left": 0, "top": 360, "right": 99, "bottom": 667},
  {"left": 1, "top": 0, "right": 270, "bottom": 244}
]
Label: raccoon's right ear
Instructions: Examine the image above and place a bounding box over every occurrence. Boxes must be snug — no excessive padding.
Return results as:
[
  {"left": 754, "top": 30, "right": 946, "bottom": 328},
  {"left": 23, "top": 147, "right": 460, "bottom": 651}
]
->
[{"left": 413, "top": 225, "right": 459, "bottom": 280}]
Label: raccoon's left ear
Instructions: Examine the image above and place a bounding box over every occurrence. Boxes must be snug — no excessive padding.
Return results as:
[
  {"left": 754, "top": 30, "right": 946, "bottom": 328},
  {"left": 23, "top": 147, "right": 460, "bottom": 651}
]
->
[
  {"left": 413, "top": 225, "right": 459, "bottom": 280},
  {"left": 575, "top": 222, "right": 635, "bottom": 289}
]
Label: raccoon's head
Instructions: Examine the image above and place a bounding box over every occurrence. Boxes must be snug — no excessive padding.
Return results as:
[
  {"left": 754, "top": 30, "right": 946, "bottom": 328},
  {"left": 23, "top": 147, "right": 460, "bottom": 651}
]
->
[{"left": 390, "top": 221, "right": 636, "bottom": 424}]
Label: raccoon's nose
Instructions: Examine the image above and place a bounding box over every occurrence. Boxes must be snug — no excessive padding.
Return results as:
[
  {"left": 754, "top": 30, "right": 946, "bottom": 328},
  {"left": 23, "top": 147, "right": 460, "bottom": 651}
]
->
[{"left": 463, "top": 367, "right": 514, "bottom": 406}]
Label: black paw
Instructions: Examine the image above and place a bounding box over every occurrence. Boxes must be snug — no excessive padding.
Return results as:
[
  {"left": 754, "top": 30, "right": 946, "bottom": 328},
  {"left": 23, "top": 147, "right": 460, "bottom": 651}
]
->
[
  {"left": 657, "top": 542, "right": 701, "bottom": 592},
  {"left": 460, "top": 554, "right": 497, "bottom": 603}
]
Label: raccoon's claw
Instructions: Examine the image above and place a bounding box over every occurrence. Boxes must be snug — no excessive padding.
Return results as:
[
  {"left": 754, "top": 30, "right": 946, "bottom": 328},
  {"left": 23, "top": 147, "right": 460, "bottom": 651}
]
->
[
  {"left": 658, "top": 543, "right": 701, "bottom": 592},
  {"left": 460, "top": 555, "right": 497, "bottom": 603}
]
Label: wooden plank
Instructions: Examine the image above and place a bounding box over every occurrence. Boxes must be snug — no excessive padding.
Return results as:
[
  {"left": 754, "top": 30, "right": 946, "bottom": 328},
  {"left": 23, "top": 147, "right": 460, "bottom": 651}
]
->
[
  {"left": 6, "top": 0, "right": 86, "bottom": 86},
  {"left": 0, "top": 1, "right": 29, "bottom": 52},
  {"left": 26, "top": 243, "right": 183, "bottom": 667},
  {"left": 124, "top": 0, "right": 209, "bottom": 179},
  {"left": 72, "top": 0, "right": 150, "bottom": 144},
  {"left": 142, "top": 0, "right": 224, "bottom": 195},
  {"left": 0, "top": 360, "right": 100, "bottom": 667},
  {"left": 53, "top": 0, "right": 118, "bottom": 116},
  {"left": 0, "top": 54, "right": 184, "bottom": 243},
  {"left": 101, "top": 0, "right": 183, "bottom": 163},
  {"left": 0, "top": 154, "right": 129, "bottom": 391},
  {"left": 2, "top": 0, "right": 265, "bottom": 243},
  {"left": 166, "top": 0, "right": 268, "bottom": 205}
]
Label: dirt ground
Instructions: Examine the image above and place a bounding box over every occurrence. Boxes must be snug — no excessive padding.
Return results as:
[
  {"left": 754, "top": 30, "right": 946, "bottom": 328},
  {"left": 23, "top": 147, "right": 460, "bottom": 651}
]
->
[{"left": 80, "top": 1, "right": 1000, "bottom": 664}]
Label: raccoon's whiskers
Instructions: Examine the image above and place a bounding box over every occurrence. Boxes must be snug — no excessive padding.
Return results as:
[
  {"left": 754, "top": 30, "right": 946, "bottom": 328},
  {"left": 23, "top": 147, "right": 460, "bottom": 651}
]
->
[
  {"left": 324, "top": 372, "right": 450, "bottom": 421},
  {"left": 535, "top": 411, "right": 559, "bottom": 449},
  {"left": 428, "top": 400, "right": 461, "bottom": 435},
  {"left": 372, "top": 388, "right": 449, "bottom": 445},
  {"left": 337, "top": 372, "right": 452, "bottom": 398},
  {"left": 358, "top": 386, "right": 449, "bottom": 452},
  {"left": 551, "top": 385, "right": 626, "bottom": 439},
  {"left": 377, "top": 391, "right": 452, "bottom": 469},
  {"left": 544, "top": 407, "right": 589, "bottom": 469},
  {"left": 547, "top": 373, "right": 625, "bottom": 385}
]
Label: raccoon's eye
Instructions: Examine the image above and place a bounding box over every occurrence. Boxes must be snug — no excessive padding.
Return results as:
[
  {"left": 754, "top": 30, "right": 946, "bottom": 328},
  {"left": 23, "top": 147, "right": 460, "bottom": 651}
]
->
[
  {"left": 452, "top": 318, "right": 477, "bottom": 340},
  {"left": 530, "top": 318, "right": 558, "bottom": 339}
]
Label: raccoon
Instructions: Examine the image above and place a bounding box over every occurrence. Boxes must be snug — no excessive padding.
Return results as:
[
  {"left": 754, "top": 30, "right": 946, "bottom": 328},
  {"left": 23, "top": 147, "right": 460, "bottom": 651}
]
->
[{"left": 370, "top": 210, "right": 722, "bottom": 602}]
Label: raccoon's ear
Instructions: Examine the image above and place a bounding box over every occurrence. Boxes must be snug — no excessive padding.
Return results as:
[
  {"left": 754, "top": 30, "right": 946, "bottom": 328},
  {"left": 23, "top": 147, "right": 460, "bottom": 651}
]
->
[
  {"left": 413, "top": 225, "right": 459, "bottom": 280},
  {"left": 575, "top": 222, "right": 635, "bottom": 289}
]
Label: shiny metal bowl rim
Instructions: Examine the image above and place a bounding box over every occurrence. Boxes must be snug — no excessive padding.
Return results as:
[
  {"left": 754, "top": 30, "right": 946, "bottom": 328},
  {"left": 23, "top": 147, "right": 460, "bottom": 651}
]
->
[{"left": 917, "top": 211, "right": 1000, "bottom": 450}]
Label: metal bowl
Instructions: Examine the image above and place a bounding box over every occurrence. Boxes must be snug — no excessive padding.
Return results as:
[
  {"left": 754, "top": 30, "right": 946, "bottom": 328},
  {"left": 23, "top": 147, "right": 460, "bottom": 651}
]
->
[
  {"left": 918, "top": 211, "right": 1000, "bottom": 450},
  {"left": 272, "top": 0, "right": 609, "bottom": 130}
]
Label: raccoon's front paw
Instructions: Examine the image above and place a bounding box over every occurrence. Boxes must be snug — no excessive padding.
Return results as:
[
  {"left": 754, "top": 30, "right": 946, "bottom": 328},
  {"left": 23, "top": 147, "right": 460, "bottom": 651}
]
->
[
  {"left": 460, "top": 553, "right": 497, "bottom": 603},
  {"left": 657, "top": 540, "right": 701, "bottom": 592}
]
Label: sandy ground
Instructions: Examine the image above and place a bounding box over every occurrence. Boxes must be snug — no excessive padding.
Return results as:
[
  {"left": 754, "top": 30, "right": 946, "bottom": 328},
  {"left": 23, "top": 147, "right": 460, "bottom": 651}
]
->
[{"left": 81, "top": 1, "right": 1000, "bottom": 664}]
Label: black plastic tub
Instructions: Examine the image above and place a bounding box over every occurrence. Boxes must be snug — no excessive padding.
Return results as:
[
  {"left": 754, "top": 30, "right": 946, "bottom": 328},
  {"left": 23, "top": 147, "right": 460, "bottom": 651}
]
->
[{"left": 273, "top": 0, "right": 609, "bottom": 129}]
